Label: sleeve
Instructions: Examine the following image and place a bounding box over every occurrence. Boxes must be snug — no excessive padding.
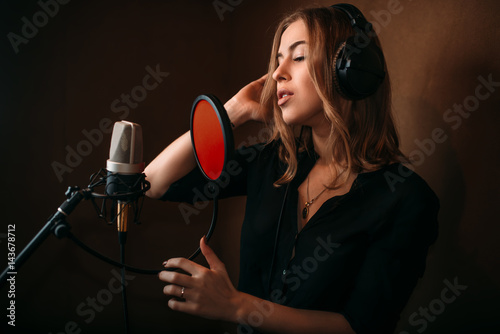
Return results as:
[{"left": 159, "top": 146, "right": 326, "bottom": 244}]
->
[
  {"left": 340, "top": 181, "right": 440, "bottom": 334},
  {"left": 159, "top": 143, "right": 262, "bottom": 203}
]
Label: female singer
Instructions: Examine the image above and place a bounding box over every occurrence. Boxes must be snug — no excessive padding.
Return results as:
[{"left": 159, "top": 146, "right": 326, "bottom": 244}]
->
[{"left": 145, "top": 4, "right": 439, "bottom": 334}]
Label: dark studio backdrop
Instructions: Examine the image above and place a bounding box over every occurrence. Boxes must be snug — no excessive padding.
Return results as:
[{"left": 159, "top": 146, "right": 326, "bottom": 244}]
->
[{"left": 1, "top": 0, "right": 499, "bottom": 333}]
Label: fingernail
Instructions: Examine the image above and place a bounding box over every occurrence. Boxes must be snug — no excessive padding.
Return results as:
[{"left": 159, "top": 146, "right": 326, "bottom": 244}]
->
[{"left": 162, "top": 260, "right": 168, "bottom": 267}]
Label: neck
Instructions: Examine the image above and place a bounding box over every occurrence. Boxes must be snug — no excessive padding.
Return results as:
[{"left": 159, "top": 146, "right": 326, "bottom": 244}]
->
[{"left": 311, "top": 124, "right": 330, "bottom": 166}]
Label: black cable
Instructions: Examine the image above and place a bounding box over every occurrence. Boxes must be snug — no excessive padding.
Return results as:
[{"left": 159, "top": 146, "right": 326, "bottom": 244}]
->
[
  {"left": 119, "top": 234, "right": 130, "bottom": 334},
  {"left": 64, "top": 198, "right": 219, "bottom": 275},
  {"left": 267, "top": 183, "right": 289, "bottom": 297},
  {"left": 267, "top": 126, "right": 304, "bottom": 297},
  {"left": 185, "top": 196, "right": 219, "bottom": 260},
  {"left": 66, "top": 232, "right": 165, "bottom": 274}
]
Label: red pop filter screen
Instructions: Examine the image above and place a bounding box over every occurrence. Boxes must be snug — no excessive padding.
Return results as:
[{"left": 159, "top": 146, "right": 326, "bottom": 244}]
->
[{"left": 192, "top": 100, "right": 225, "bottom": 180}]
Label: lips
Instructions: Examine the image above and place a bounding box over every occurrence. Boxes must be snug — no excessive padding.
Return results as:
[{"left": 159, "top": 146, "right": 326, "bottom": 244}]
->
[{"left": 277, "top": 88, "right": 294, "bottom": 106}]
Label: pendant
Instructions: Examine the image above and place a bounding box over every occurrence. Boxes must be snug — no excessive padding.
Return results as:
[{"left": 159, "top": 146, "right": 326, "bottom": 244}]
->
[{"left": 302, "top": 203, "right": 309, "bottom": 219}]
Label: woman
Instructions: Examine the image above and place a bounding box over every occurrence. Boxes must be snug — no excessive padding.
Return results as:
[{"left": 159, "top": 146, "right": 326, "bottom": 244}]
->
[{"left": 145, "top": 4, "right": 439, "bottom": 334}]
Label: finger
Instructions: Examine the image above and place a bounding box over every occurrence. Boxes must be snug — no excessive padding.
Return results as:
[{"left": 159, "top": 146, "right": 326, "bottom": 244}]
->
[
  {"left": 163, "top": 257, "right": 202, "bottom": 274},
  {"left": 168, "top": 297, "right": 213, "bottom": 317},
  {"left": 168, "top": 297, "right": 196, "bottom": 314},
  {"left": 253, "top": 76, "right": 267, "bottom": 88},
  {"left": 162, "top": 284, "right": 186, "bottom": 299},
  {"left": 200, "top": 236, "right": 225, "bottom": 271},
  {"left": 158, "top": 270, "right": 192, "bottom": 288}
]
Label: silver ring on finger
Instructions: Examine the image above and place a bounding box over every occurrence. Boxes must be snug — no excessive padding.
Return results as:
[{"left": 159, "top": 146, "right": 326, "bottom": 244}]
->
[{"left": 180, "top": 286, "right": 185, "bottom": 299}]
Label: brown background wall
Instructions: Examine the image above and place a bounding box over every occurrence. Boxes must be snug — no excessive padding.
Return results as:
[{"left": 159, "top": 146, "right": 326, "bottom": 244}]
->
[{"left": 1, "top": 0, "right": 499, "bottom": 333}]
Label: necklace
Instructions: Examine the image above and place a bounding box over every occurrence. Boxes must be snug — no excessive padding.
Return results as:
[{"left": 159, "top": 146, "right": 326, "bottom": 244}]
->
[{"left": 302, "top": 176, "right": 328, "bottom": 219}]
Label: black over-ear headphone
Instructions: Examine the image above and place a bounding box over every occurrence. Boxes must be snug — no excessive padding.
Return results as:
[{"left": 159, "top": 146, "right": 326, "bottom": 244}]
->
[{"left": 331, "top": 3, "right": 386, "bottom": 100}]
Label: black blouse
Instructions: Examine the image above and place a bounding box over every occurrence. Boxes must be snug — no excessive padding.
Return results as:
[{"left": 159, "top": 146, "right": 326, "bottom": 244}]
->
[{"left": 161, "top": 141, "right": 439, "bottom": 334}]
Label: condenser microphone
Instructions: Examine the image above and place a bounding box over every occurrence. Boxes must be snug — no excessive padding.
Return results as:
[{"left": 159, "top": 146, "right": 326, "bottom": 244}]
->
[
  {"left": 107, "top": 121, "right": 144, "bottom": 175},
  {"left": 106, "top": 121, "right": 145, "bottom": 242}
]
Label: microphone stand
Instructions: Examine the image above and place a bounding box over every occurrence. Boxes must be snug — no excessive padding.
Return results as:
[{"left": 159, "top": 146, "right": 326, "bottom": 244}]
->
[
  {"left": 0, "top": 168, "right": 172, "bottom": 289},
  {"left": 0, "top": 171, "right": 218, "bottom": 333},
  {"left": 0, "top": 186, "right": 91, "bottom": 287}
]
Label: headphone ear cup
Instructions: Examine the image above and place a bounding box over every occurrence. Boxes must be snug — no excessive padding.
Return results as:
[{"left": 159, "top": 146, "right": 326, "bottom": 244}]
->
[{"left": 334, "top": 36, "right": 386, "bottom": 100}]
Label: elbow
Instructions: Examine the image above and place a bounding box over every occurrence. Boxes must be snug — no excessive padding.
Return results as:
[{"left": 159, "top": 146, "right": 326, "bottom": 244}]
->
[
  {"left": 145, "top": 187, "right": 162, "bottom": 200},
  {"left": 144, "top": 179, "right": 168, "bottom": 200},
  {"left": 144, "top": 171, "right": 166, "bottom": 200}
]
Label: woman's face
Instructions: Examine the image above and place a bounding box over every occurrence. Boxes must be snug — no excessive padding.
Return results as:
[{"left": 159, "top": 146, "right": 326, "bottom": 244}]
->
[{"left": 272, "top": 19, "right": 325, "bottom": 128}]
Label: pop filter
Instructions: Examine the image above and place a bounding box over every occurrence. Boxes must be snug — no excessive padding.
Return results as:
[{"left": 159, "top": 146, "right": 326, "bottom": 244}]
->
[{"left": 190, "top": 94, "right": 234, "bottom": 182}]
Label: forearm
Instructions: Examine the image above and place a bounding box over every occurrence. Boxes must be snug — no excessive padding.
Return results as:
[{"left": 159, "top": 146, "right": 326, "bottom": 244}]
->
[
  {"left": 160, "top": 236, "right": 353, "bottom": 334},
  {"left": 145, "top": 75, "right": 267, "bottom": 199},
  {"left": 144, "top": 98, "right": 254, "bottom": 199},
  {"left": 233, "top": 292, "right": 355, "bottom": 334}
]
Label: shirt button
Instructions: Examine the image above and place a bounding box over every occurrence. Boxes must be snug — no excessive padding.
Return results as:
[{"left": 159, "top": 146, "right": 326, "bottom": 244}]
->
[{"left": 282, "top": 269, "right": 287, "bottom": 275}]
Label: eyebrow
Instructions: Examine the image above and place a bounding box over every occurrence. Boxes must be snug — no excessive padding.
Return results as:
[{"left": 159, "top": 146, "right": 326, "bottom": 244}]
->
[{"left": 276, "top": 40, "right": 307, "bottom": 59}]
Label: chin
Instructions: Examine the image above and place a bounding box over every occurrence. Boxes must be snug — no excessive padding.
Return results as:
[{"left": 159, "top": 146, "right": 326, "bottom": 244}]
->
[
  {"left": 282, "top": 117, "right": 301, "bottom": 126},
  {"left": 281, "top": 110, "right": 303, "bottom": 125},
  {"left": 282, "top": 107, "right": 326, "bottom": 128}
]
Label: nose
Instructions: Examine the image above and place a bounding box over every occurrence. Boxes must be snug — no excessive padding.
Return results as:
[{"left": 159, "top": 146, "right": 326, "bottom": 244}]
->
[{"left": 272, "top": 60, "right": 290, "bottom": 82}]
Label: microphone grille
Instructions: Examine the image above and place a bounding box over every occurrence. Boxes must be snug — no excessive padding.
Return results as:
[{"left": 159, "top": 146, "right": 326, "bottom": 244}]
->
[{"left": 109, "top": 121, "right": 143, "bottom": 164}]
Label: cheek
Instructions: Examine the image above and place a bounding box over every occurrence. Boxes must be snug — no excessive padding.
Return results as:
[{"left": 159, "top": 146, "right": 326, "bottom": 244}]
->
[
  {"left": 281, "top": 71, "right": 325, "bottom": 124},
  {"left": 303, "top": 85, "right": 323, "bottom": 112},
  {"left": 300, "top": 73, "right": 323, "bottom": 107}
]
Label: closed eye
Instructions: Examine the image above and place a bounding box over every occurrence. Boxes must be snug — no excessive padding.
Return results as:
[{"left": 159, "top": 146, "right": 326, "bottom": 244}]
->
[{"left": 293, "top": 56, "right": 305, "bottom": 62}]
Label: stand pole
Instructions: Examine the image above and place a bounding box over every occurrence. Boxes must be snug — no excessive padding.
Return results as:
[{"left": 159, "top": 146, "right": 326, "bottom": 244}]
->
[{"left": 0, "top": 187, "right": 87, "bottom": 287}]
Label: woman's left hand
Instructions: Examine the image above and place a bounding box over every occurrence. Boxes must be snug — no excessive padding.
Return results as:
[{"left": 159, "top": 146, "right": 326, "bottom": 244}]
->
[{"left": 159, "top": 236, "right": 242, "bottom": 322}]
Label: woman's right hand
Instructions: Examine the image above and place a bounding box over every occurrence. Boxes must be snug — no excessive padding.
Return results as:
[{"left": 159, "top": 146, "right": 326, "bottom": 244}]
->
[{"left": 224, "top": 74, "right": 270, "bottom": 127}]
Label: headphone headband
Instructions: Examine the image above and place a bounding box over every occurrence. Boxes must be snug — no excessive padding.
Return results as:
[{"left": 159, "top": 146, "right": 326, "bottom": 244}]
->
[
  {"left": 330, "top": 3, "right": 385, "bottom": 100},
  {"left": 331, "top": 3, "right": 369, "bottom": 29}
]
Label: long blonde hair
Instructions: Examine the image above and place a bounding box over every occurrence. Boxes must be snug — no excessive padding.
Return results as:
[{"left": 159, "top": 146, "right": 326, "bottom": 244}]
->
[{"left": 260, "top": 6, "right": 405, "bottom": 188}]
